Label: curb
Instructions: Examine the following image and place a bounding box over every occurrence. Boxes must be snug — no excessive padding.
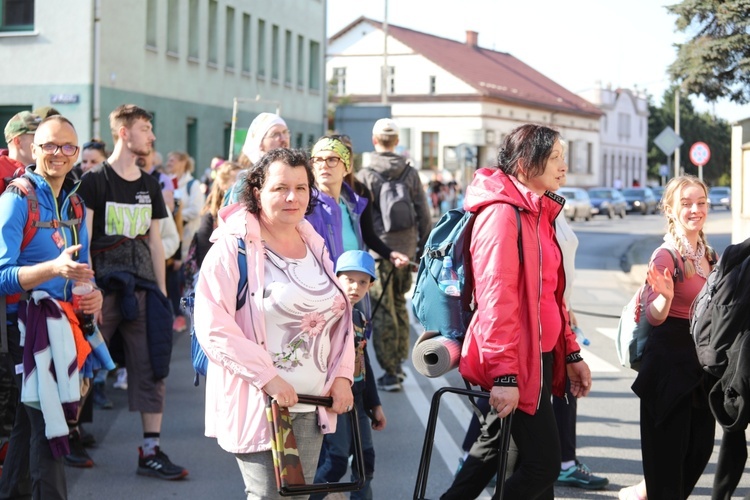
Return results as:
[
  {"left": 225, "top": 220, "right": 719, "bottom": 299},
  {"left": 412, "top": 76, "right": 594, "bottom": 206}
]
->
[{"left": 620, "top": 235, "right": 664, "bottom": 286}]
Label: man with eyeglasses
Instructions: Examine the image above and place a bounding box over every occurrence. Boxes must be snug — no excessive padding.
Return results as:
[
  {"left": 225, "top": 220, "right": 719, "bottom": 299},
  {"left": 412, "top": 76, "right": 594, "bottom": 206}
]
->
[
  {"left": 76, "top": 104, "right": 188, "bottom": 481},
  {"left": 0, "top": 115, "right": 103, "bottom": 499}
]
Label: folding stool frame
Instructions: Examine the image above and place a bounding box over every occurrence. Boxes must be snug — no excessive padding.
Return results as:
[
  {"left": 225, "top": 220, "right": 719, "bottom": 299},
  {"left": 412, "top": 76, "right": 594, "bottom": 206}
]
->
[
  {"left": 413, "top": 385, "right": 513, "bottom": 500},
  {"left": 271, "top": 394, "right": 366, "bottom": 497}
]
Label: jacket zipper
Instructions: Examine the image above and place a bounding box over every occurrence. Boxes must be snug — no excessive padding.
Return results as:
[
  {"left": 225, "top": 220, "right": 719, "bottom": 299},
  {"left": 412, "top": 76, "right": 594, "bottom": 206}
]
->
[{"left": 535, "top": 205, "right": 544, "bottom": 411}]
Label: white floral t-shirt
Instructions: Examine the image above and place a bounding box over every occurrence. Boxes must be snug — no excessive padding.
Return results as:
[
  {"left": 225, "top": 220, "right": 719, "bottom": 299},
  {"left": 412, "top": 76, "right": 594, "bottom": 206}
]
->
[{"left": 263, "top": 245, "right": 346, "bottom": 412}]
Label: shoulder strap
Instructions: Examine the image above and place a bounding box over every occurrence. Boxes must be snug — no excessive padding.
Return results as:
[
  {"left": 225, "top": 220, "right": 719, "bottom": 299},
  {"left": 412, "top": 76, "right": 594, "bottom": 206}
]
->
[
  {"left": 236, "top": 238, "right": 248, "bottom": 310},
  {"left": 187, "top": 178, "right": 197, "bottom": 196},
  {"left": 665, "top": 247, "right": 684, "bottom": 283},
  {"left": 462, "top": 204, "right": 522, "bottom": 312},
  {"left": 8, "top": 177, "right": 38, "bottom": 251}
]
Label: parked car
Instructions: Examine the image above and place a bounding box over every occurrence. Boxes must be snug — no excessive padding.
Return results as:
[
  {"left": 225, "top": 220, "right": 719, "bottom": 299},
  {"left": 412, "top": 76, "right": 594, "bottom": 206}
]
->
[
  {"left": 587, "top": 187, "right": 627, "bottom": 219},
  {"left": 621, "top": 187, "right": 658, "bottom": 215},
  {"left": 557, "top": 187, "right": 593, "bottom": 221},
  {"left": 708, "top": 186, "right": 731, "bottom": 210},
  {"left": 651, "top": 185, "right": 665, "bottom": 205}
]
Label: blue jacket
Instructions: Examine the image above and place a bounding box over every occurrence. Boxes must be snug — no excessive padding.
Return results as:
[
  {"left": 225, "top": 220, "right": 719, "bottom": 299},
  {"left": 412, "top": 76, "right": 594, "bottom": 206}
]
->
[
  {"left": 306, "top": 183, "right": 368, "bottom": 265},
  {"left": 97, "top": 271, "right": 174, "bottom": 380},
  {"left": 0, "top": 167, "right": 89, "bottom": 313}
]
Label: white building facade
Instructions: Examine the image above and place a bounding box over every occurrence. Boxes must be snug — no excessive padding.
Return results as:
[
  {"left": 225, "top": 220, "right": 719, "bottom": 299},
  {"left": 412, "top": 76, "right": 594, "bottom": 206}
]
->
[
  {"left": 0, "top": 0, "right": 326, "bottom": 169},
  {"left": 327, "top": 18, "right": 602, "bottom": 188},
  {"left": 578, "top": 85, "right": 650, "bottom": 188}
]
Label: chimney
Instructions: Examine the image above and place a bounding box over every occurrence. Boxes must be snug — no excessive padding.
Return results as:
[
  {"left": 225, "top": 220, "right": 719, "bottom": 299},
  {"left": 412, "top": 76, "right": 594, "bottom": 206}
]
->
[{"left": 466, "top": 30, "right": 478, "bottom": 48}]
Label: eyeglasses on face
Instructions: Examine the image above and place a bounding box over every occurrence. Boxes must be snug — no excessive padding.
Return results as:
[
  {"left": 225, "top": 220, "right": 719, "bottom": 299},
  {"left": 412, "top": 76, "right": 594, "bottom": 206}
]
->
[
  {"left": 36, "top": 143, "right": 79, "bottom": 156},
  {"left": 83, "top": 141, "right": 106, "bottom": 151},
  {"left": 312, "top": 156, "right": 343, "bottom": 168},
  {"left": 268, "top": 130, "right": 291, "bottom": 141}
]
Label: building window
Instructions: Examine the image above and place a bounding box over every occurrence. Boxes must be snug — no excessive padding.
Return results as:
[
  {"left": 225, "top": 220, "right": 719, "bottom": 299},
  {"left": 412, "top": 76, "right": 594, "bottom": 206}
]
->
[
  {"left": 296, "top": 35, "right": 304, "bottom": 87},
  {"left": 295, "top": 132, "right": 304, "bottom": 149},
  {"left": 186, "top": 118, "right": 198, "bottom": 162},
  {"left": 188, "top": 0, "right": 199, "bottom": 59},
  {"left": 1, "top": 0, "right": 34, "bottom": 31},
  {"left": 429, "top": 75, "right": 436, "bottom": 94},
  {"left": 257, "top": 19, "right": 266, "bottom": 77},
  {"left": 388, "top": 66, "right": 395, "bottom": 94},
  {"left": 208, "top": 0, "right": 218, "bottom": 65},
  {"left": 333, "top": 67, "right": 346, "bottom": 96},
  {"left": 618, "top": 112, "right": 631, "bottom": 138},
  {"left": 241, "top": 13, "right": 251, "bottom": 73},
  {"left": 225, "top": 6, "right": 235, "bottom": 70},
  {"left": 166, "top": 0, "right": 179, "bottom": 55},
  {"left": 284, "top": 30, "right": 292, "bottom": 85},
  {"left": 309, "top": 40, "right": 321, "bottom": 91},
  {"left": 146, "top": 0, "right": 157, "bottom": 48},
  {"left": 422, "top": 132, "right": 439, "bottom": 170},
  {"left": 587, "top": 142, "right": 593, "bottom": 174},
  {"left": 271, "top": 25, "right": 279, "bottom": 81}
]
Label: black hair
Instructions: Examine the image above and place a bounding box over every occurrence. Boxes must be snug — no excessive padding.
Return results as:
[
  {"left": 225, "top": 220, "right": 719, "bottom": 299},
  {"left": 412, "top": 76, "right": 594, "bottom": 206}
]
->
[
  {"left": 496, "top": 124, "right": 560, "bottom": 179},
  {"left": 240, "top": 148, "right": 318, "bottom": 216}
]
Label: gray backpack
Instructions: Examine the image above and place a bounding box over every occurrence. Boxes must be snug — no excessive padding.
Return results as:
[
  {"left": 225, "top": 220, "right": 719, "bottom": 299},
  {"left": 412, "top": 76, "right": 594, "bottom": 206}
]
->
[{"left": 367, "top": 165, "right": 416, "bottom": 233}]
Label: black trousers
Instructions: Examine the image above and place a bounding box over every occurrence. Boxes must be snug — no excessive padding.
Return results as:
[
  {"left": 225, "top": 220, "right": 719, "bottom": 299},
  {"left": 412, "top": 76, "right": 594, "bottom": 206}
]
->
[
  {"left": 711, "top": 423, "right": 747, "bottom": 499},
  {"left": 442, "top": 353, "right": 559, "bottom": 500},
  {"left": 552, "top": 378, "right": 576, "bottom": 463},
  {"left": 0, "top": 320, "right": 67, "bottom": 500},
  {"left": 640, "top": 389, "right": 714, "bottom": 500}
]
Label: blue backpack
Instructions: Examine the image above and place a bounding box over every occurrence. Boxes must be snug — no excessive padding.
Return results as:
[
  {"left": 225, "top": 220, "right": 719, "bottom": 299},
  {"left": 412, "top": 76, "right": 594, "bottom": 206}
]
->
[
  {"left": 412, "top": 204, "right": 522, "bottom": 341},
  {"left": 181, "top": 238, "right": 248, "bottom": 386}
]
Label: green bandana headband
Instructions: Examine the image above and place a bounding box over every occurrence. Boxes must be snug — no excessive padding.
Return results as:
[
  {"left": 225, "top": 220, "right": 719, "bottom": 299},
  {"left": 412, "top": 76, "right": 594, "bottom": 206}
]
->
[{"left": 311, "top": 138, "right": 351, "bottom": 171}]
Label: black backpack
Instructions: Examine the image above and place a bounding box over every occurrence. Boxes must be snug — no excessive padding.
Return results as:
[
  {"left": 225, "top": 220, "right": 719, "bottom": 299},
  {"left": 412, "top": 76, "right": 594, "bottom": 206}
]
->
[
  {"left": 366, "top": 165, "right": 417, "bottom": 233},
  {"left": 691, "top": 238, "right": 750, "bottom": 377}
]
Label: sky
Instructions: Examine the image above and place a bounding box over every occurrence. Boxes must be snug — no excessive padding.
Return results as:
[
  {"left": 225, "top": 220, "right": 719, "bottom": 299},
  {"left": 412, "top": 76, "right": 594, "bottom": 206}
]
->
[{"left": 326, "top": 0, "right": 750, "bottom": 123}]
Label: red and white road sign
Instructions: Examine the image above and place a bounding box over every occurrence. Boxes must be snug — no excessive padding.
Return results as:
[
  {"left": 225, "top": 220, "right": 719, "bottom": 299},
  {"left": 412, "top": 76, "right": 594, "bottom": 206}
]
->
[{"left": 689, "top": 142, "right": 711, "bottom": 167}]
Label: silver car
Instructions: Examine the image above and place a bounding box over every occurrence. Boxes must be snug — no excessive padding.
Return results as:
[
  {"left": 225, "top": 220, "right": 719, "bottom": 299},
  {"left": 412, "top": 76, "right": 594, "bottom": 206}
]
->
[{"left": 557, "top": 187, "right": 593, "bottom": 222}]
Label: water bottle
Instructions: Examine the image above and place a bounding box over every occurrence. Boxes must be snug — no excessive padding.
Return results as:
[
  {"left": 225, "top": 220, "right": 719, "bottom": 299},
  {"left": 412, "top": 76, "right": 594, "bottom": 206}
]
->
[
  {"left": 438, "top": 257, "right": 460, "bottom": 297},
  {"left": 572, "top": 325, "right": 590, "bottom": 346}
]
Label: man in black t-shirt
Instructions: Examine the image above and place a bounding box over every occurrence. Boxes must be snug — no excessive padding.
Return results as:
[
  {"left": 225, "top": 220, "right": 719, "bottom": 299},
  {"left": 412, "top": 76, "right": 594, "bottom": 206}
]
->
[{"left": 77, "top": 105, "right": 188, "bottom": 481}]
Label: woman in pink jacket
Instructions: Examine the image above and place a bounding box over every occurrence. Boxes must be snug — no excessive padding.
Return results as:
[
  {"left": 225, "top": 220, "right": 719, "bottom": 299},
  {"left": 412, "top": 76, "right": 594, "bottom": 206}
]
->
[
  {"left": 194, "top": 148, "right": 355, "bottom": 499},
  {"left": 443, "top": 124, "right": 592, "bottom": 499}
]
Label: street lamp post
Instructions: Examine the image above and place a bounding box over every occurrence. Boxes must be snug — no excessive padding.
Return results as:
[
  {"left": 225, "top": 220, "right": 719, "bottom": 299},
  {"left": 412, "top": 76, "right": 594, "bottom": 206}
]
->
[{"left": 228, "top": 96, "right": 281, "bottom": 161}]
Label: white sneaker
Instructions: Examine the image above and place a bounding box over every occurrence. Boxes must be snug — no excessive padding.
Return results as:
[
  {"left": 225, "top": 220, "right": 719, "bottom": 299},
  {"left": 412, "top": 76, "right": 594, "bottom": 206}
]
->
[{"left": 113, "top": 368, "right": 128, "bottom": 390}]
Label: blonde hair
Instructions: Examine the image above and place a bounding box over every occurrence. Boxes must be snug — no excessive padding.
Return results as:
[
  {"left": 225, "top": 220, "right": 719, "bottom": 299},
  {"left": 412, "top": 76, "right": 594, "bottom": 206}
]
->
[
  {"left": 168, "top": 151, "right": 195, "bottom": 174},
  {"left": 661, "top": 175, "right": 711, "bottom": 279},
  {"left": 202, "top": 161, "right": 242, "bottom": 219}
]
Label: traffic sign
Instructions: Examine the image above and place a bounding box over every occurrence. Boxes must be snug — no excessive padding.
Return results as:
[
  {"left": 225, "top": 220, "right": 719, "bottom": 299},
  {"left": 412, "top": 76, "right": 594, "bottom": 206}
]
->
[
  {"left": 654, "top": 126, "right": 684, "bottom": 156},
  {"left": 689, "top": 142, "right": 711, "bottom": 167}
]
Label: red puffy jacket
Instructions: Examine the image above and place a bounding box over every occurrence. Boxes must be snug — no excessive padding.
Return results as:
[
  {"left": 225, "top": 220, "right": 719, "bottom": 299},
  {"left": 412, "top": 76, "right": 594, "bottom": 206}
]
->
[
  {"left": 458, "top": 168, "right": 580, "bottom": 415},
  {"left": 0, "top": 152, "right": 23, "bottom": 192}
]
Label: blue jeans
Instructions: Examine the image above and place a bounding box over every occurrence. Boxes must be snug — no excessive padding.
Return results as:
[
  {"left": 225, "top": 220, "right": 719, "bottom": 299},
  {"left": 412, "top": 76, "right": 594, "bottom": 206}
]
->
[{"left": 312, "top": 395, "right": 375, "bottom": 500}]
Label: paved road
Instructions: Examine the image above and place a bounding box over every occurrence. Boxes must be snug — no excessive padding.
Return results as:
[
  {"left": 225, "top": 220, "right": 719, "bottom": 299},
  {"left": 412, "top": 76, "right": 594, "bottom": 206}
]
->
[{"left": 66, "top": 211, "right": 748, "bottom": 499}]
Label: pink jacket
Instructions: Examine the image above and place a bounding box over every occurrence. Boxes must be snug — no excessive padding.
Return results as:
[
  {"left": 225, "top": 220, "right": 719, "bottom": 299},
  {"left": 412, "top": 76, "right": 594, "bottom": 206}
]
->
[
  {"left": 193, "top": 203, "right": 355, "bottom": 454},
  {"left": 458, "top": 168, "right": 579, "bottom": 415}
]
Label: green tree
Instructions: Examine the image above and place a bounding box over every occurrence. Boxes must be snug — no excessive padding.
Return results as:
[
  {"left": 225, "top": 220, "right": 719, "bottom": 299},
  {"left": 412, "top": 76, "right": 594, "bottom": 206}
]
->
[
  {"left": 648, "top": 86, "right": 731, "bottom": 185},
  {"left": 667, "top": 0, "right": 750, "bottom": 104}
]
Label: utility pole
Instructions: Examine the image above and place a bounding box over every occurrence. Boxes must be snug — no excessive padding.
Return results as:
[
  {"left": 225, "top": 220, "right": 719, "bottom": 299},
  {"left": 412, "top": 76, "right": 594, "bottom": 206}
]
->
[
  {"left": 674, "top": 88, "right": 681, "bottom": 178},
  {"left": 381, "top": 0, "right": 388, "bottom": 105}
]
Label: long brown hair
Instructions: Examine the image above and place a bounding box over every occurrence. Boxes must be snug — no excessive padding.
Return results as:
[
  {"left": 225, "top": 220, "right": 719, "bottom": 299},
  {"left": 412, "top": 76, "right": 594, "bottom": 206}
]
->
[{"left": 202, "top": 161, "right": 242, "bottom": 220}]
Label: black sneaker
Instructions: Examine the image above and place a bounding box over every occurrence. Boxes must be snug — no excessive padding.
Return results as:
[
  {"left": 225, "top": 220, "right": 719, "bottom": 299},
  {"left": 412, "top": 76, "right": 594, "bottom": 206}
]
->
[
  {"left": 137, "top": 446, "right": 188, "bottom": 480},
  {"left": 396, "top": 368, "right": 407, "bottom": 382},
  {"left": 78, "top": 425, "right": 96, "bottom": 448},
  {"left": 377, "top": 374, "right": 402, "bottom": 392},
  {"left": 555, "top": 461, "right": 609, "bottom": 490},
  {"left": 64, "top": 431, "right": 94, "bottom": 468}
]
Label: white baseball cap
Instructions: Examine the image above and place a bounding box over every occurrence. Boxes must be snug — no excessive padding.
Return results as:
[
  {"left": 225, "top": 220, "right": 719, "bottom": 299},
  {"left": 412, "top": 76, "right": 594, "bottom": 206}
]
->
[{"left": 372, "top": 118, "right": 399, "bottom": 136}]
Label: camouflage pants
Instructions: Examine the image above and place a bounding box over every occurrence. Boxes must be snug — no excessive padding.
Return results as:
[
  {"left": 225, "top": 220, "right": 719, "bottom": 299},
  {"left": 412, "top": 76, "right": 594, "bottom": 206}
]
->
[{"left": 370, "top": 260, "right": 412, "bottom": 376}]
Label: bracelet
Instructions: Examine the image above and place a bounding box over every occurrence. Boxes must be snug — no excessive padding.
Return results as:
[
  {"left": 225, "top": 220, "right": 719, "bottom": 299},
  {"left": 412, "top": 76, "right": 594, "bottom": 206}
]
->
[
  {"left": 493, "top": 375, "right": 518, "bottom": 387},
  {"left": 566, "top": 352, "right": 584, "bottom": 364}
]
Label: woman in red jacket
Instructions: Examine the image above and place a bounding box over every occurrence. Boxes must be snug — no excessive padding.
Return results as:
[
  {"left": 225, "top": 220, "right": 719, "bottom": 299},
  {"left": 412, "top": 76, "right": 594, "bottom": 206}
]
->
[{"left": 443, "top": 124, "right": 592, "bottom": 499}]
